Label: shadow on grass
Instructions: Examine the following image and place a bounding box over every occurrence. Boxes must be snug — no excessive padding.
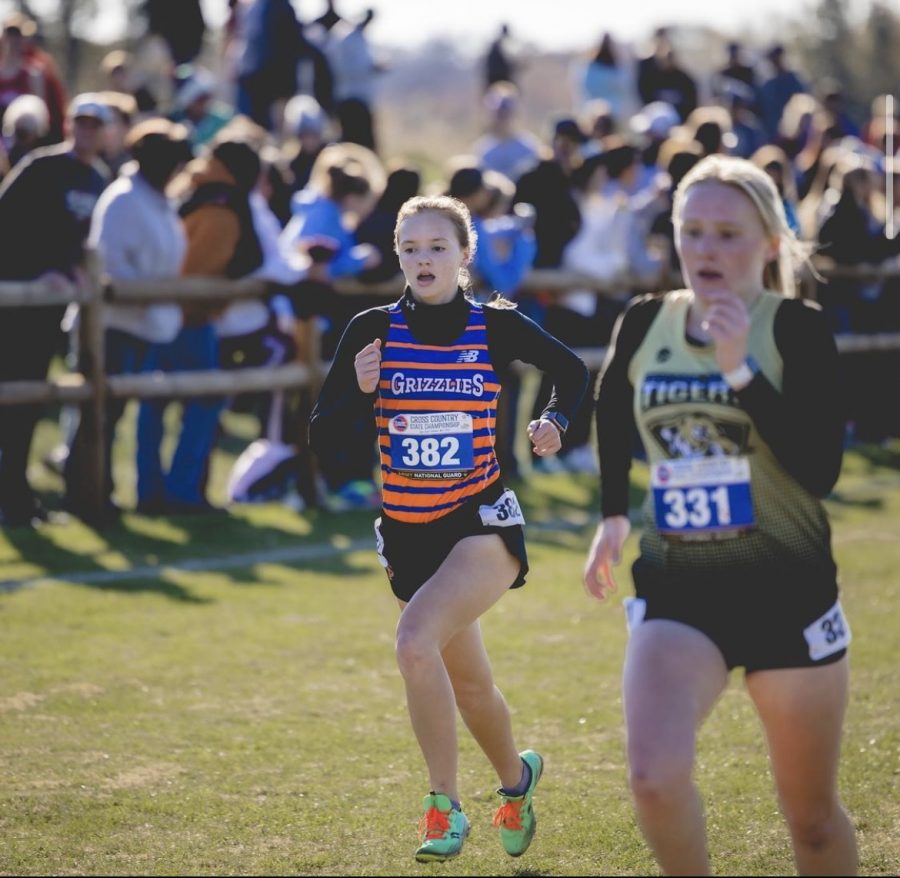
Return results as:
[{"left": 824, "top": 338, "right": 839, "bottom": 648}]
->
[{"left": 0, "top": 501, "right": 381, "bottom": 601}]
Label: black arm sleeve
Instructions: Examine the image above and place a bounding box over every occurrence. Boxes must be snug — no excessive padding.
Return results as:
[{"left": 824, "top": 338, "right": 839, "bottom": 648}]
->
[
  {"left": 735, "top": 298, "right": 844, "bottom": 497},
  {"left": 485, "top": 306, "right": 589, "bottom": 425},
  {"left": 307, "top": 306, "right": 390, "bottom": 456},
  {"left": 595, "top": 295, "right": 663, "bottom": 518}
]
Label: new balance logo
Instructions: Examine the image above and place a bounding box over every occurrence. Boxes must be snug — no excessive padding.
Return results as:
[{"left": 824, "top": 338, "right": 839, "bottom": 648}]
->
[{"left": 456, "top": 350, "right": 480, "bottom": 363}]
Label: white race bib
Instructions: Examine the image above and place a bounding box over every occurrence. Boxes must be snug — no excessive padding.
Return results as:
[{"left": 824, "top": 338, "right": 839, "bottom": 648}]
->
[
  {"left": 478, "top": 489, "right": 525, "bottom": 528},
  {"left": 803, "top": 600, "right": 851, "bottom": 661}
]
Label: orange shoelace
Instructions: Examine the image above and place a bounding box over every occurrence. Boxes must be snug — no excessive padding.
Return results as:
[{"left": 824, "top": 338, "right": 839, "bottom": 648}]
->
[
  {"left": 418, "top": 805, "right": 451, "bottom": 840},
  {"left": 492, "top": 798, "right": 524, "bottom": 831}
]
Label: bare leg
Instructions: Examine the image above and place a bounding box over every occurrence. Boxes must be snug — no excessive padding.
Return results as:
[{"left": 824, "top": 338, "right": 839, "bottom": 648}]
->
[
  {"left": 746, "top": 659, "right": 857, "bottom": 876},
  {"left": 623, "top": 620, "right": 729, "bottom": 876},
  {"left": 442, "top": 620, "right": 524, "bottom": 789},
  {"left": 395, "top": 534, "right": 520, "bottom": 801}
]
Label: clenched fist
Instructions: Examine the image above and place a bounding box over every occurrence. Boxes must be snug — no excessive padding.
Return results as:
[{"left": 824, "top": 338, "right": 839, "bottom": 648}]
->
[{"left": 355, "top": 338, "right": 382, "bottom": 393}]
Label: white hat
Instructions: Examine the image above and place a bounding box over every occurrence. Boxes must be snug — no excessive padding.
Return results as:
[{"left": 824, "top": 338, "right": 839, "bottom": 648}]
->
[
  {"left": 630, "top": 101, "right": 680, "bottom": 139},
  {"left": 284, "top": 94, "right": 326, "bottom": 135},
  {"left": 67, "top": 92, "right": 112, "bottom": 123},
  {"left": 2, "top": 93, "right": 49, "bottom": 138},
  {"left": 174, "top": 69, "right": 216, "bottom": 110}
]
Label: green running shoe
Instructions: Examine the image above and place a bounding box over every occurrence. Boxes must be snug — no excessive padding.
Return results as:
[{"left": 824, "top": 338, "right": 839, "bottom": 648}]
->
[
  {"left": 492, "top": 750, "right": 544, "bottom": 857},
  {"left": 414, "top": 793, "right": 470, "bottom": 863}
]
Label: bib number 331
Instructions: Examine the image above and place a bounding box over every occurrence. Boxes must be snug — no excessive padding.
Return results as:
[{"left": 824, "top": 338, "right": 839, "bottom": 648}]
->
[{"left": 651, "top": 457, "right": 754, "bottom": 536}]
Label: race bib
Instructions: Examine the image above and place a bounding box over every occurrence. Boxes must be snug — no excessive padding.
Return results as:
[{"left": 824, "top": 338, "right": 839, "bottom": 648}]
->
[
  {"left": 803, "top": 600, "right": 851, "bottom": 661},
  {"left": 478, "top": 489, "right": 526, "bottom": 528},
  {"left": 651, "top": 456, "right": 755, "bottom": 538},
  {"left": 388, "top": 412, "right": 474, "bottom": 480}
]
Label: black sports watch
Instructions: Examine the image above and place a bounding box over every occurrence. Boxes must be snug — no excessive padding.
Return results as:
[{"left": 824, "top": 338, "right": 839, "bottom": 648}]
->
[{"left": 542, "top": 411, "right": 569, "bottom": 436}]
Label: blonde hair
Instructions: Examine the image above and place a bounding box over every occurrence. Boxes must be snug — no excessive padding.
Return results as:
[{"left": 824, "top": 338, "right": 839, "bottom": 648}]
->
[
  {"left": 394, "top": 195, "right": 478, "bottom": 291},
  {"left": 672, "top": 154, "right": 812, "bottom": 297}
]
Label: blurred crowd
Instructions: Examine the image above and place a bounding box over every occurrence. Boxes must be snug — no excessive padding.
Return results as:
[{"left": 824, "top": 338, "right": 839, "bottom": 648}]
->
[{"left": 0, "top": 1, "right": 898, "bottom": 529}]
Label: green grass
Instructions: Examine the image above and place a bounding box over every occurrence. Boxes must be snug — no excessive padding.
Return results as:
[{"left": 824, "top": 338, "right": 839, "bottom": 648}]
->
[{"left": 0, "top": 407, "right": 898, "bottom": 875}]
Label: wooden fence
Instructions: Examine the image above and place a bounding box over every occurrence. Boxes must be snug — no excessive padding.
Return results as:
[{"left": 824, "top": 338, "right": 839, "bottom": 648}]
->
[{"left": 0, "top": 257, "right": 898, "bottom": 525}]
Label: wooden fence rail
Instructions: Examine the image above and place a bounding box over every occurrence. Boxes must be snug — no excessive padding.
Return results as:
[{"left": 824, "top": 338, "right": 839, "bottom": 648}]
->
[{"left": 0, "top": 255, "right": 897, "bottom": 524}]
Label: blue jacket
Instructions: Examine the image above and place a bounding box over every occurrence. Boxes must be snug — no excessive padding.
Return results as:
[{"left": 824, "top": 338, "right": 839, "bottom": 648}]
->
[{"left": 280, "top": 189, "right": 371, "bottom": 280}]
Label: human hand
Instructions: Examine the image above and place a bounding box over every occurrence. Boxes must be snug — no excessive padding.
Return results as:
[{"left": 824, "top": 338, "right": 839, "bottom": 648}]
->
[
  {"left": 527, "top": 417, "right": 562, "bottom": 456},
  {"left": 354, "top": 338, "right": 382, "bottom": 393},
  {"left": 583, "top": 515, "right": 630, "bottom": 601},
  {"left": 699, "top": 288, "right": 751, "bottom": 375}
]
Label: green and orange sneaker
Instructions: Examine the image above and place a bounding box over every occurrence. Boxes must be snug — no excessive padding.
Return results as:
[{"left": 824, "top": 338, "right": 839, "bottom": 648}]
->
[
  {"left": 414, "top": 793, "right": 470, "bottom": 863},
  {"left": 492, "top": 750, "right": 544, "bottom": 857}
]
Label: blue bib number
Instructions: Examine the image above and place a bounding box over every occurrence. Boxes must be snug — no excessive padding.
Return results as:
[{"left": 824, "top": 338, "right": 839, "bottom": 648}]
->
[
  {"left": 651, "top": 457, "right": 755, "bottom": 537},
  {"left": 389, "top": 412, "right": 474, "bottom": 479}
]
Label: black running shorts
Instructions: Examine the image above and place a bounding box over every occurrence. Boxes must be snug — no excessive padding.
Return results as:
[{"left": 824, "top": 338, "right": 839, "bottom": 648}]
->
[
  {"left": 374, "top": 481, "right": 528, "bottom": 603},
  {"left": 627, "top": 557, "right": 850, "bottom": 673}
]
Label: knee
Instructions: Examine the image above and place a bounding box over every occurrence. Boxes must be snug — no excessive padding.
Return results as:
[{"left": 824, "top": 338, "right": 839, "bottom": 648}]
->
[
  {"left": 394, "top": 625, "right": 436, "bottom": 678},
  {"left": 782, "top": 800, "right": 842, "bottom": 851},
  {"left": 627, "top": 746, "right": 693, "bottom": 808}
]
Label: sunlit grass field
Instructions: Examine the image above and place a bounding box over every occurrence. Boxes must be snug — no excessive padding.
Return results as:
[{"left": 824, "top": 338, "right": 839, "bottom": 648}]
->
[{"left": 0, "top": 404, "right": 898, "bottom": 876}]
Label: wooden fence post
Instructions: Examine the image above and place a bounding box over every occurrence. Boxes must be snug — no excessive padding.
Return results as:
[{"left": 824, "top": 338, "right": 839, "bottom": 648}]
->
[{"left": 77, "top": 251, "right": 107, "bottom": 524}]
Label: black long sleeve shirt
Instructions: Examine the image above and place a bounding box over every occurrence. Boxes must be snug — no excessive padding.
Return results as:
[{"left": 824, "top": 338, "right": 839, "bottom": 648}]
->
[
  {"left": 595, "top": 293, "right": 845, "bottom": 518},
  {"left": 310, "top": 289, "right": 589, "bottom": 459}
]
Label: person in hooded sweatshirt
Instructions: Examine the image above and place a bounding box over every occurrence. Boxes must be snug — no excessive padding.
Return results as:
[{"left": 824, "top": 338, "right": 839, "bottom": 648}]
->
[{"left": 137, "top": 134, "right": 264, "bottom": 514}]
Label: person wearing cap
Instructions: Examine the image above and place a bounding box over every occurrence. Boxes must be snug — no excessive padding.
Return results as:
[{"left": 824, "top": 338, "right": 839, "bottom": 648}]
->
[
  {"left": 169, "top": 67, "right": 234, "bottom": 147},
  {"left": 62, "top": 119, "right": 194, "bottom": 524},
  {"left": 1, "top": 92, "right": 50, "bottom": 171},
  {"left": 0, "top": 92, "right": 111, "bottom": 527},
  {"left": 281, "top": 94, "right": 330, "bottom": 194}
]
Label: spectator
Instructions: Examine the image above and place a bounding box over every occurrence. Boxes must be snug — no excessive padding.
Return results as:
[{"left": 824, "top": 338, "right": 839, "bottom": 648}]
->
[
  {"left": 635, "top": 28, "right": 697, "bottom": 122},
  {"left": 138, "top": 137, "right": 265, "bottom": 514},
  {"left": 324, "top": 8, "right": 385, "bottom": 151},
  {"left": 279, "top": 141, "right": 384, "bottom": 510},
  {"left": 447, "top": 162, "right": 536, "bottom": 302},
  {"left": 1, "top": 93, "right": 50, "bottom": 171},
  {"left": 759, "top": 43, "right": 808, "bottom": 141},
  {"left": 573, "top": 32, "right": 637, "bottom": 122},
  {"left": 751, "top": 144, "right": 801, "bottom": 234},
  {"left": 484, "top": 23, "right": 518, "bottom": 90},
  {"left": 712, "top": 41, "right": 759, "bottom": 108},
  {"left": 63, "top": 118, "right": 193, "bottom": 524},
  {"left": 99, "top": 49, "right": 158, "bottom": 115},
  {"left": 235, "top": 0, "right": 303, "bottom": 131},
  {"left": 0, "top": 93, "right": 110, "bottom": 527},
  {"left": 683, "top": 105, "right": 737, "bottom": 158},
  {"left": 170, "top": 67, "right": 234, "bottom": 148},
  {"left": 15, "top": 13, "right": 66, "bottom": 142},
  {"left": 281, "top": 93, "right": 330, "bottom": 194},
  {"left": 473, "top": 81, "right": 542, "bottom": 183},
  {"left": 818, "top": 80, "right": 861, "bottom": 141},
  {"left": 0, "top": 13, "right": 47, "bottom": 134},
  {"left": 355, "top": 162, "right": 422, "bottom": 284},
  {"left": 724, "top": 80, "right": 767, "bottom": 159},
  {"left": 513, "top": 119, "right": 584, "bottom": 271},
  {"left": 95, "top": 90, "right": 137, "bottom": 177},
  {"left": 142, "top": 0, "right": 206, "bottom": 68},
  {"left": 816, "top": 154, "right": 900, "bottom": 441},
  {"left": 629, "top": 99, "right": 681, "bottom": 190},
  {"left": 581, "top": 98, "right": 618, "bottom": 150}
]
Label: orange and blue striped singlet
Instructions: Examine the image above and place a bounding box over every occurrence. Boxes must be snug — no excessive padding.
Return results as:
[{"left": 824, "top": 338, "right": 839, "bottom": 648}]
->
[{"left": 377, "top": 300, "right": 502, "bottom": 524}]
